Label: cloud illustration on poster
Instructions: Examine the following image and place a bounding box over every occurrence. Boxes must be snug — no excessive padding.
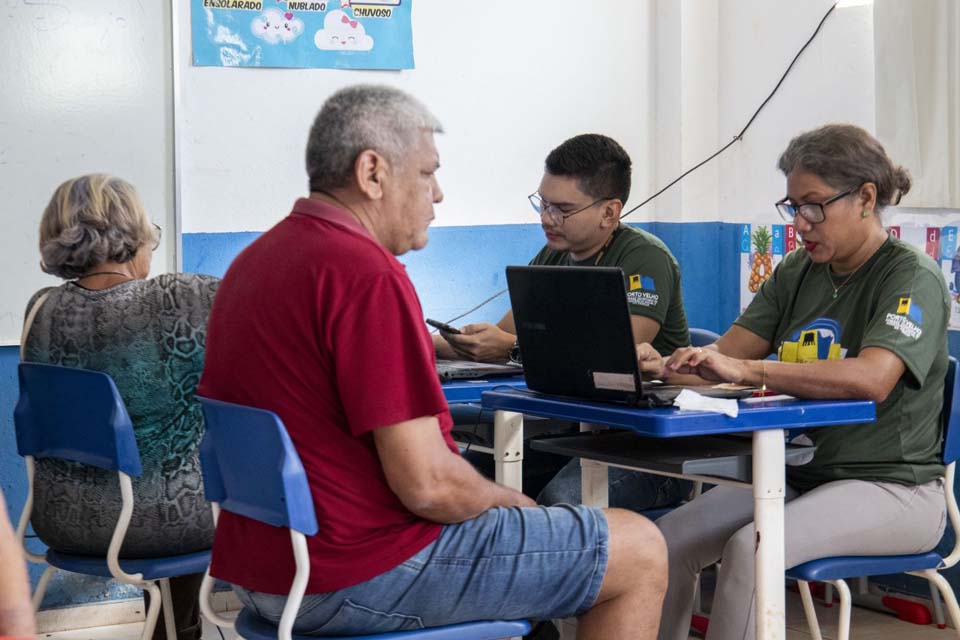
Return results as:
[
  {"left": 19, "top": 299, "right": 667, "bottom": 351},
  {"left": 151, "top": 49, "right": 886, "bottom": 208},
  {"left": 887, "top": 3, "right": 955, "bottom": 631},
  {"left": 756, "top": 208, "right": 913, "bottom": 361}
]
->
[
  {"left": 251, "top": 9, "right": 305, "bottom": 44},
  {"left": 314, "top": 10, "right": 374, "bottom": 51}
]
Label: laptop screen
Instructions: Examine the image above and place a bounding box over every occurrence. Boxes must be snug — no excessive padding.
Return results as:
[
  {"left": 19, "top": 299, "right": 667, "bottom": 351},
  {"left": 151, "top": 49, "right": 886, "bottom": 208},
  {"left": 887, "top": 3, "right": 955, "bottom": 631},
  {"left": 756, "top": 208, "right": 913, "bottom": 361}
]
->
[{"left": 506, "top": 266, "right": 642, "bottom": 404}]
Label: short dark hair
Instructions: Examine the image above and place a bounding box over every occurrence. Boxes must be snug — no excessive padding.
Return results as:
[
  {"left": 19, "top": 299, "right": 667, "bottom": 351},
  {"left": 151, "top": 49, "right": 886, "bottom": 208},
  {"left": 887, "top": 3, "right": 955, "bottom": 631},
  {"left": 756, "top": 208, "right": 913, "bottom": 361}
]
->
[
  {"left": 778, "top": 123, "right": 911, "bottom": 210},
  {"left": 544, "top": 134, "right": 632, "bottom": 203}
]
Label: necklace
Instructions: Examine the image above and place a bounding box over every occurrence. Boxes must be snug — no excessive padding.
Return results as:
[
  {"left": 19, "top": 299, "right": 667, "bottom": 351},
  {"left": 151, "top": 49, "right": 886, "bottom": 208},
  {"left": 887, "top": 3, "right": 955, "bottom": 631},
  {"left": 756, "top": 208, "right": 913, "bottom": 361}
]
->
[
  {"left": 591, "top": 227, "right": 621, "bottom": 266},
  {"left": 77, "top": 271, "right": 133, "bottom": 280},
  {"left": 829, "top": 263, "right": 865, "bottom": 299}
]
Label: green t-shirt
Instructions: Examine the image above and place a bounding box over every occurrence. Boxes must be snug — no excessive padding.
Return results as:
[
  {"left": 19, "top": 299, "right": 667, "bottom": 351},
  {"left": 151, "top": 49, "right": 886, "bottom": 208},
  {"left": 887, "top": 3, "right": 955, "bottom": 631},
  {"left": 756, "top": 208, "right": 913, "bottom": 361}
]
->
[
  {"left": 530, "top": 224, "right": 690, "bottom": 356},
  {"left": 736, "top": 236, "right": 948, "bottom": 491}
]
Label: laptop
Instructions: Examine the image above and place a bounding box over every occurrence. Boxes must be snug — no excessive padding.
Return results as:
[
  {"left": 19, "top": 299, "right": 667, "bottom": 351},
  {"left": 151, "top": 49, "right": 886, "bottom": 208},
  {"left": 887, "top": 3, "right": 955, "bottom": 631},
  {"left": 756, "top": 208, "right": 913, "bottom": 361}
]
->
[
  {"left": 436, "top": 359, "right": 523, "bottom": 383},
  {"left": 506, "top": 265, "right": 753, "bottom": 407}
]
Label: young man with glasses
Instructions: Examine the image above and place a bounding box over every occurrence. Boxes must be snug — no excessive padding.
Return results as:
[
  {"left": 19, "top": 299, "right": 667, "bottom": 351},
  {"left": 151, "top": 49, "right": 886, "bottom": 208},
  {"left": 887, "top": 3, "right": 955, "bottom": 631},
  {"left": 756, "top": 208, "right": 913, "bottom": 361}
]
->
[
  {"left": 435, "top": 134, "right": 693, "bottom": 516},
  {"left": 435, "top": 133, "right": 690, "bottom": 363}
]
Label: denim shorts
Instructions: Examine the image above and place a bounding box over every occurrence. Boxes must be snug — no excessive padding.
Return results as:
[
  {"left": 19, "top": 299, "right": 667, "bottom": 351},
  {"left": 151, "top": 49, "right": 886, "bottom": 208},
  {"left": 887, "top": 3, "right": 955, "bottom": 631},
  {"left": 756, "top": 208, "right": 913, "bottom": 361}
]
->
[{"left": 234, "top": 504, "right": 609, "bottom": 636}]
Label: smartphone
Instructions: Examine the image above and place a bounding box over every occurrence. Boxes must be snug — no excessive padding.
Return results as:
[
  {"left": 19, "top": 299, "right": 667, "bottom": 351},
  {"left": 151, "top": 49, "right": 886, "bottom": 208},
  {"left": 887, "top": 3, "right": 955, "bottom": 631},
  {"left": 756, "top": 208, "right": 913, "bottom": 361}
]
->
[{"left": 426, "top": 318, "right": 462, "bottom": 334}]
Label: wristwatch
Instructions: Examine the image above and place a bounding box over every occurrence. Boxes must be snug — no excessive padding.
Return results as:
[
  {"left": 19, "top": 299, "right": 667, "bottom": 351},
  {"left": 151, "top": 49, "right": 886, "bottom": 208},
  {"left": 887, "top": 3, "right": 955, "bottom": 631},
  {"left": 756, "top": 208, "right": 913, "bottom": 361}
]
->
[{"left": 508, "top": 339, "right": 522, "bottom": 365}]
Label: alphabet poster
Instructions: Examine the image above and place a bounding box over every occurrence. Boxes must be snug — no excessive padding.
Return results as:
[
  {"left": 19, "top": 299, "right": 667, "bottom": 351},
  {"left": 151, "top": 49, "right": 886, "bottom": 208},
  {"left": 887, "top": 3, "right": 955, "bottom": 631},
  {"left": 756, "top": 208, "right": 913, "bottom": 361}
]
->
[
  {"left": 739, "top": 211, "right": 960, "bottom": 329},
  {"left": 192, "top": 0, "right": 414, "bottom": 69}
]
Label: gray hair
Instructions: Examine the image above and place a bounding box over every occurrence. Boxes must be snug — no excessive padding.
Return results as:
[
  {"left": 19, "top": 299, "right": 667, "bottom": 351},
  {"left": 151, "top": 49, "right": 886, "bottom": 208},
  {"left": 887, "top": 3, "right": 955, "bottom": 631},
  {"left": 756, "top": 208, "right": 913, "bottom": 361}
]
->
[
  {"left": 778, "top": 123, "right": 911, "bottom": 211},
  {"left": 305, "top": 85, "right": 443, "bottom": 192},
  {"left": 39, "top": 174, "right": 156, "bottom": 279}
]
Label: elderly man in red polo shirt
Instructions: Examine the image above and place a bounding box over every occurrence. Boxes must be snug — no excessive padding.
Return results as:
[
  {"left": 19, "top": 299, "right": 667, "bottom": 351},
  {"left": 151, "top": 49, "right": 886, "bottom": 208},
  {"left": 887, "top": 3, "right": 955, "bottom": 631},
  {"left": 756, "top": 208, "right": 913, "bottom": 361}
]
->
[{"left": 198, "top": 84, "right": 667, "bottom": 639}]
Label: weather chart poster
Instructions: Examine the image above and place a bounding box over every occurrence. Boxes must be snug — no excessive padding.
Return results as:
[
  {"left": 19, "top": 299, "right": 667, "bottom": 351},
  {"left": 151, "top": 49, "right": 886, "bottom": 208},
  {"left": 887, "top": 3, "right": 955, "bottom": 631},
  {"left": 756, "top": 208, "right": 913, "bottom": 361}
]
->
[
  {"left": 739, "top": 218, "right": 960, "bottom": 329},
  {"left": 191, "top": 0, "right": 414, "bottom": 69}
]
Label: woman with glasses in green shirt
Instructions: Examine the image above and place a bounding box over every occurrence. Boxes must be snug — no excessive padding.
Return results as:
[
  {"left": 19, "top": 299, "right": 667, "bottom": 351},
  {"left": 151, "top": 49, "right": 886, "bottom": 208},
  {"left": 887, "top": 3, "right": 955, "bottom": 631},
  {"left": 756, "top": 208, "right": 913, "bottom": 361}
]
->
[{"left": 640, "top": 124, "right": 949, "bottom": 640}]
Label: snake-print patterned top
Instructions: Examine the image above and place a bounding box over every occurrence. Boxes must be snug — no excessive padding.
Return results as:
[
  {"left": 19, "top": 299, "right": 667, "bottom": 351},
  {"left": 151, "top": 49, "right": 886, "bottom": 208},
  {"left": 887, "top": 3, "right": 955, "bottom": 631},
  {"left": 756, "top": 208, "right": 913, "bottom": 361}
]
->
[{"left": 22, "top": 274, "right": 219, "bottom": 557}]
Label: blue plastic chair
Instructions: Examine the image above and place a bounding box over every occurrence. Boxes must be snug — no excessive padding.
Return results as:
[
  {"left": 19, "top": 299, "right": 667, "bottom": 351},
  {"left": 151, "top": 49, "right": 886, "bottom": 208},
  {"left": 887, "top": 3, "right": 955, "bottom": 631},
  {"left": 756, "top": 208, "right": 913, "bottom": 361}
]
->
[
  {"left": 786, "top": 356, "right": 960, "bottom": 640},
  {"left": 196, "top": 397, "right": 531, "bottom": 640},
  {"left": 689, "top": 327, "right": 721, "bottom": 347},
  {"left": 13, "top": 363, "right": 211, "bottom": 640}
]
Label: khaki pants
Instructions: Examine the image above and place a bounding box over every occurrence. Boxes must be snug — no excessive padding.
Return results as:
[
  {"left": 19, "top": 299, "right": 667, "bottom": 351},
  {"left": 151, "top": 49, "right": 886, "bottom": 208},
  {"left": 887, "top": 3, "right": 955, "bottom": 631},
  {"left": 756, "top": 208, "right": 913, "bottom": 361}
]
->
[{"left": 656, "top": 478, "right": 946, "bottom": 640}]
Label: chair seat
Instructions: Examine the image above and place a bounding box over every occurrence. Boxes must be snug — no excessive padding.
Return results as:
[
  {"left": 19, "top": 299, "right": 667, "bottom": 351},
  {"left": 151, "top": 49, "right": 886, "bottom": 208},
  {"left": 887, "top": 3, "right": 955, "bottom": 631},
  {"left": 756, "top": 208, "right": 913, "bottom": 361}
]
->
[
  {"left": 786, "top": 551, "right": 944, "bottom": 582},
  {"left": 46, "top": 549, "right": 211, "bottom": 580},
  {"left": 235, "top": 608, "right": 531, "bottom": 640}
]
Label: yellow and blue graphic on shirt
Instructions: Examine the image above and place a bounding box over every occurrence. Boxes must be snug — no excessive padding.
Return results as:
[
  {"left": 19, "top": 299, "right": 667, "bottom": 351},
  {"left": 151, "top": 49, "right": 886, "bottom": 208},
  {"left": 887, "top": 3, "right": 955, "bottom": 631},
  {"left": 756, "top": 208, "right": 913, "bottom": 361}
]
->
[
  {"left": 896, "top": 297, "right": 923, "bottom": 324},
  {"left": 629, "top": 274, "right": 656, "bottom": 291},
  {"left": 778, "top": 318, "right": 845, "bottom": 363},
  {"left": 885, "top": 297, "right": 924, "bottom": 339},
  {"left": 627, "top": 274, "right": 659, "bottom": 307}
]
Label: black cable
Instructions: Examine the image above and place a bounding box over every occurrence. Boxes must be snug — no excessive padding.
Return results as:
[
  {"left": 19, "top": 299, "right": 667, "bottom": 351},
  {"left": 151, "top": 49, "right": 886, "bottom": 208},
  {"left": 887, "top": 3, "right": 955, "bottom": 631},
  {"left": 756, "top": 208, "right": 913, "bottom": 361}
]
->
[
  {"left": 437, "top": 1, "right": 839, "bottom": 324},
  {"left": 216, "top": 624, "right": 225, "bottom": 640},
  {"left": 443, "top": 288, "right": 509, "bottom": 325},
  {"left": 619, "top": 1, "right": 839, "bottom": 220}
]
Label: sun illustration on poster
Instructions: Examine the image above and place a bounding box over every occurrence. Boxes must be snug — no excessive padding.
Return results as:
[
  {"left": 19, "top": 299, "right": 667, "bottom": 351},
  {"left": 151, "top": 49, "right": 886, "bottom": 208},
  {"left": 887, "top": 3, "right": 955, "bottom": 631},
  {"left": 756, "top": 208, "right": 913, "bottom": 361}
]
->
[{"left": 314, "top": 9, "right": 374, "bottom": 51}]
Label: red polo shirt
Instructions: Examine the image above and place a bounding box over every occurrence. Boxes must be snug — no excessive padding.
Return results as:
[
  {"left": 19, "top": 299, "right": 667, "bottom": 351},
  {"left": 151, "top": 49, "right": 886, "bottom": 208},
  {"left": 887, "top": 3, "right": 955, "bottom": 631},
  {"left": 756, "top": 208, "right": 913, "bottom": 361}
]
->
[{"left": 198, "top": 198, "right": 456, "bottom": 594}]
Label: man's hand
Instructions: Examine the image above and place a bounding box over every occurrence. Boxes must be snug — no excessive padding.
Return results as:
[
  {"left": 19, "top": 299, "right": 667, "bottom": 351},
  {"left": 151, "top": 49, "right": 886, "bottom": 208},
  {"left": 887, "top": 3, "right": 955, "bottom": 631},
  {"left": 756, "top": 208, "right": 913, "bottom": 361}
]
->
[
  {"left": 442, "top": 322, "right": 516, "bottom": 363},
  {"left": 664, "top": 346, "right": 747, "bottom": 384},
  {"left": 636, "top": 343, "right": 666, "bottom": 379}
]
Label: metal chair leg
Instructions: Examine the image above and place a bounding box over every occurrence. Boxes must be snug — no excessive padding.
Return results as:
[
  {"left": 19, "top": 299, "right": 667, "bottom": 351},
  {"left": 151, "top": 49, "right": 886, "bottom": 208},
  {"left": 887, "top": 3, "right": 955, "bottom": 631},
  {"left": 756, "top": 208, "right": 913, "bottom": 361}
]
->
[
  {"left": 31, "top": 565, "right": 57, "bottom": 611},
  {"left": 797, "top": 580, "right": 824, "bottom": 640},
  {"left": 141, "top": 582, "right": 163, "bottom": 640},
  {"left": 830, "top": 579, "right": 851, "bottom": 640},
  {"left": 923, "top": 570, "right": 960, "bottom": 637},
  {"left": 824, "top": 581, "right": 834, "bottom": 607},
  {"left": 160, "top": 578, "right": 177, "bottom": 640},
  {"left": 930, "top": 577, "right": 947, "bottom": 628}
]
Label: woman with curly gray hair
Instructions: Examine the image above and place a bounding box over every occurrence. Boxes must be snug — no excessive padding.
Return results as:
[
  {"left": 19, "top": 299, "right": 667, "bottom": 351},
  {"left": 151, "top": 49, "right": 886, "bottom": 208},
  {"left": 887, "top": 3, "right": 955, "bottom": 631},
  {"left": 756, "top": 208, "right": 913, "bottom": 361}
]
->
[{"left": 22, "top": 174, "right": 219, "bottom": 640}]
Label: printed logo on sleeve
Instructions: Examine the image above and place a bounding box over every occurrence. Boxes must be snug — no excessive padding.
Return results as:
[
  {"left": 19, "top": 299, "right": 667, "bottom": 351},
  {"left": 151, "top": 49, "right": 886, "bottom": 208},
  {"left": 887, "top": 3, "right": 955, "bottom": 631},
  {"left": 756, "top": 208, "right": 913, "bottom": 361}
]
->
[
  {"left": 626, "top": 274, "right": 659, "bottom": 307},
  {"left": 886, "top": 297, "right": 923, "bottom": 339}
]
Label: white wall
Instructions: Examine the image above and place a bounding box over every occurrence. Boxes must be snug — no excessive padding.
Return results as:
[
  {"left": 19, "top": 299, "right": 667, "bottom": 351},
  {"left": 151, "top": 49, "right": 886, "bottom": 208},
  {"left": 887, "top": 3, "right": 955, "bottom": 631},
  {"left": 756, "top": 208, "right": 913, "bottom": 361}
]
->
[
  {"left": 178, "top": 0, "right": 657, "bottom": 233},
  {"left": 0, "top": 1, "right": 175, "bottom": 345},
  {"left": 652, "top": 0, "right": 877, "bottom": 223}
]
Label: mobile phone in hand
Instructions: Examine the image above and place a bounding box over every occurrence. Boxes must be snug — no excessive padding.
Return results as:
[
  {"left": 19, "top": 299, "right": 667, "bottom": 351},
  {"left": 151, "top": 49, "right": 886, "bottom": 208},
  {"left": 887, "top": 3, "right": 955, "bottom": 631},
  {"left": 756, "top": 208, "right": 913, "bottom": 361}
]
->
[{"left": 426, "top": 318, "right": 462, "bottom": 334}]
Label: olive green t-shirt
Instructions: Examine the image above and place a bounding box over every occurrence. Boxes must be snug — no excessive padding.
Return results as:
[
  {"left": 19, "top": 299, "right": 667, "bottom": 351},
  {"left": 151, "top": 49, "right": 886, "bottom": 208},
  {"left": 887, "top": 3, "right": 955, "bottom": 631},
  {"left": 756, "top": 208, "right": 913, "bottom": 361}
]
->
[
  {"left": 530, "top": 224, "right": 690, "bottom": 356},
  {"left": 736, "top": 236, "right": 948, "bottom": 491}
]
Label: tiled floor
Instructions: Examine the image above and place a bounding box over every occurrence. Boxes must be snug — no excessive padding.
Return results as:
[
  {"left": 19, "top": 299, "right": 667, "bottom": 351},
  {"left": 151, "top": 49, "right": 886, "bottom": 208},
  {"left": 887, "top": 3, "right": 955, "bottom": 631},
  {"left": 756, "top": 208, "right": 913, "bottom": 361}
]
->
[{"left": 37, "top": 593, "right": 952, "bottom": 639}]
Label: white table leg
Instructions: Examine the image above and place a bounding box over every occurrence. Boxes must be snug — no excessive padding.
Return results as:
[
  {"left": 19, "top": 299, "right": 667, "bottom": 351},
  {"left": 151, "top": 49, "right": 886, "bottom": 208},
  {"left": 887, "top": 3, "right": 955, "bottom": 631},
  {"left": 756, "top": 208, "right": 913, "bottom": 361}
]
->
[
  {"left": 493, "top": 410, "right": 523, "bottom": 491},
  {"left": 579, "top": 421, "right": 609, "bottom": 508},
  {"left": 753, "top": 428, "right": 786, "bottom": 640}
]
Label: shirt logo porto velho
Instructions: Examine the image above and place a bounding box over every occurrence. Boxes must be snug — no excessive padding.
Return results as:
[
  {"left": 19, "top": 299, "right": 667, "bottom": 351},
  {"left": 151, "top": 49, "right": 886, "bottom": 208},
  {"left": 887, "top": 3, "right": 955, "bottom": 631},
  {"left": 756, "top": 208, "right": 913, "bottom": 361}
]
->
[
  {"left": 627, "top": 274, "right": 658, "bottom": 306},
  {"left": 886, "top": 297, "right": 923, "bottom": 339}
]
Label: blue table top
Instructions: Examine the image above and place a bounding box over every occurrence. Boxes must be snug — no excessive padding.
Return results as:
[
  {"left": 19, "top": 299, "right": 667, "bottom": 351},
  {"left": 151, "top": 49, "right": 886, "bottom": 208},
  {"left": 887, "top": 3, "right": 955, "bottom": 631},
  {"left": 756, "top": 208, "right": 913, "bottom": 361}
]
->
[
  {"left": 480, "top": 388, "right": 876, "bottom": 438},
  {"left": 442, "top": 378, "right": 527, "bottom": 405}
]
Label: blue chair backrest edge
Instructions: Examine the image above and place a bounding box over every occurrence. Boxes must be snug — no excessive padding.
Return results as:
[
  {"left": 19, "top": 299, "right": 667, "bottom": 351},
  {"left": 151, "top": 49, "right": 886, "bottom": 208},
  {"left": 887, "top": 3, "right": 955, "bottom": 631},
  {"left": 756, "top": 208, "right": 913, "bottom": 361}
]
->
[
  {"left": 198, "top": 397, "right": 318, "bottom": 536},
  {"left": 14, "top": 363, "right": 142, "bottom": 476}
]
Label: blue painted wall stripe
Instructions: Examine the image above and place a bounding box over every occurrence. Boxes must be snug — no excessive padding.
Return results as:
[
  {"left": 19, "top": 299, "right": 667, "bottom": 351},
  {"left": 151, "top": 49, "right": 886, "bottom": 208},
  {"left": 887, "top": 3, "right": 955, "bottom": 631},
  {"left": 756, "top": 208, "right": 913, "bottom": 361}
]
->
[{"left": 183, "top": 222, "right": 745, "bottom": 334}]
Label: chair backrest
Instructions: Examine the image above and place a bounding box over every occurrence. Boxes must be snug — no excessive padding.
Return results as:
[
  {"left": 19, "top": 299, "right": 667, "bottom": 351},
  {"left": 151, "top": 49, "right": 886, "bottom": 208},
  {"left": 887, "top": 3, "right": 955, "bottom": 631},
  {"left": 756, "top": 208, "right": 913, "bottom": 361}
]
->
[
  {"left": 942, "top": 356, "right": 960, "bottom": 464},
  {"left": 14, "top": 363, "right": 142, "bottom": 476},
  {"left": 197, "top": 397, "right": 318, "bottom": 536},
  {"left": 689, "top": 327, "right": 721, "bottom": 347}
]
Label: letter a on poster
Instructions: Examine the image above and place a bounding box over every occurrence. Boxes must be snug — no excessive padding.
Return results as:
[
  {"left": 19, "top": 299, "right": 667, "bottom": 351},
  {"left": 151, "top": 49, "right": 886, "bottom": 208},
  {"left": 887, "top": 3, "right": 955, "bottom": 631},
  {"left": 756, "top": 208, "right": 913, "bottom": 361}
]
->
[{"left": 192, "top": 0, "right": 414, "bottom": 69}]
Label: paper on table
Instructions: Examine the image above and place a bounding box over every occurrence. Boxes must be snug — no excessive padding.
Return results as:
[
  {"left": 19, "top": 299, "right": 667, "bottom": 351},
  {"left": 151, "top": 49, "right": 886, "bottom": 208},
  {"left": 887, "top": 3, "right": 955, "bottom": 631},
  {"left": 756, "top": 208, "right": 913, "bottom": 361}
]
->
[{"left": 673, "top": 388, "right": 739, "bottom": 418}]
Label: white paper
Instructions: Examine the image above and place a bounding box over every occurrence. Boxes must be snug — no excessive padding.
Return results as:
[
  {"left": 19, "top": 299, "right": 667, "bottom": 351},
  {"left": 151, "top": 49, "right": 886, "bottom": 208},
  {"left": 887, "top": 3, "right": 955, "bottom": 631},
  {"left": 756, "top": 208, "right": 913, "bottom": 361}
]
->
[{"left": 673, "top": 388, "right": 739, "bottom": 418}]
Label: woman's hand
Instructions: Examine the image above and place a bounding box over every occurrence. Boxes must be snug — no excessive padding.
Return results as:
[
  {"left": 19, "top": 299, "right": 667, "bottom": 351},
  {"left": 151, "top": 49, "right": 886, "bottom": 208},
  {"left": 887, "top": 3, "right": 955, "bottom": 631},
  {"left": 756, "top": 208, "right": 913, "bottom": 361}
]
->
[
  {"left": 664, "top": 346, "right": 749, "bottom": 384},
  {"left": 636, "top": 343, "right": 666, "bottom": 379}
]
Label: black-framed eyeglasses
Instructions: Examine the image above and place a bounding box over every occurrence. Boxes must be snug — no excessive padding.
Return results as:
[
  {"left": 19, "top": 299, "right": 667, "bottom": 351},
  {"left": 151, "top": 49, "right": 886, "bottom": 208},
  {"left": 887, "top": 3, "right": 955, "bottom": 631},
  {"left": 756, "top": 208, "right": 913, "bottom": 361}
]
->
[
  {"left": 528, "top": 191, "right": 614, "bottom": 227},
  {"left": 775, "top": 186, "right": 859, "bottom": 225},
  {"left": 151, "top": 223, "right": 162, "bottom": 251}
]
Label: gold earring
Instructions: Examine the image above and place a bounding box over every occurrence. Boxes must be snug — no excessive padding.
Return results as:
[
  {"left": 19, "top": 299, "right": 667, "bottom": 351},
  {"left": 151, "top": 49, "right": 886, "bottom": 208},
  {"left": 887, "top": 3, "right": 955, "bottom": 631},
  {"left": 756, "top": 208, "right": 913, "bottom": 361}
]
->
[{"left": 861, "top": 210, "right": 870, "bottom": 218}]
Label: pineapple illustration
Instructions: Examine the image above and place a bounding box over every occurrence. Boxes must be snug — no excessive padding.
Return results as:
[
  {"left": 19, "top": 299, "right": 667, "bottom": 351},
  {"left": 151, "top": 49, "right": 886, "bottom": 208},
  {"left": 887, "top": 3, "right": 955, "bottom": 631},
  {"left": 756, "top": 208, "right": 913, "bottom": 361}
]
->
[{"left": 748, "top": 226, "right": 773, "bottom": 293}]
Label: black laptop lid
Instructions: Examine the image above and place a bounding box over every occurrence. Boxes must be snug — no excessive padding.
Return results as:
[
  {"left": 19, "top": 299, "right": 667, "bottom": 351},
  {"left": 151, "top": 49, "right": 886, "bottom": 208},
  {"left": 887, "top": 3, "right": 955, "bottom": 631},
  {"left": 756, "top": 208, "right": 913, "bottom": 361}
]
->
[{"left": 506, "top": 266, "right": 641, "bottom": 403}]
